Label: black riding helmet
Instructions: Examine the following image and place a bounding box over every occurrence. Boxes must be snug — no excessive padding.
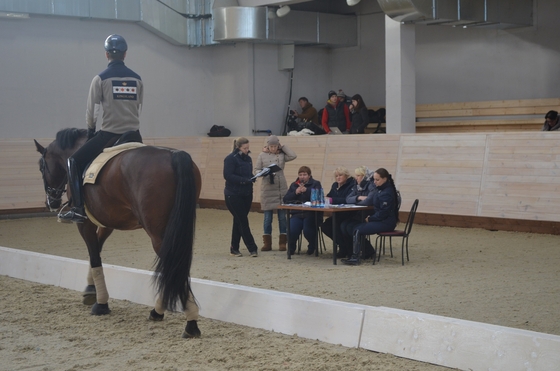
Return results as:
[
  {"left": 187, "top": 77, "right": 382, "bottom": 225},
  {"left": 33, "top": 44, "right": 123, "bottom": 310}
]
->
[{"left": 104, "top": 34, "right": 128, "bottom": 54}]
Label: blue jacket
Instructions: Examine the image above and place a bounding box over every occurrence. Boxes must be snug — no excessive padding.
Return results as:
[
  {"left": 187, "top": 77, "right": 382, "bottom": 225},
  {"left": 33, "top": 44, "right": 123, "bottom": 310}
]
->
[
  {"left": 358, "top": 181, "right": 398, "bottom": 227},
  {"left": 224, "top": 150, "right": 254, "bottom": 196},
  {"left": 283, "top": 177, "right": 322, "bottom": 218},
  {"left": 346, "top": 178, "right": 375, "bottom": 204}
]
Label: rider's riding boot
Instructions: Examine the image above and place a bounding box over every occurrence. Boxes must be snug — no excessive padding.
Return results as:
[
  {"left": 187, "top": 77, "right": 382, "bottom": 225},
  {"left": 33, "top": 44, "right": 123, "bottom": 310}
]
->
[{"left": 58, "top": 158, "right": 87, "bottom": 223}]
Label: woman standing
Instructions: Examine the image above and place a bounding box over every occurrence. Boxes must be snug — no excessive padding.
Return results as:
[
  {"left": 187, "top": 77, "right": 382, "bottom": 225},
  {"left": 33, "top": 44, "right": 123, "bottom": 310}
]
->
[
  {"left": 255, "top": 135, "right": 297, "bottom": 252},
  {"left": 349, "top": 94, "right": 370, "bottom": 134},
  {"left": 223, "top": 137, "right": 259, "bottom": 257},
  {"left": 341, "top": 168, "right": 399, "bottom": 265}
]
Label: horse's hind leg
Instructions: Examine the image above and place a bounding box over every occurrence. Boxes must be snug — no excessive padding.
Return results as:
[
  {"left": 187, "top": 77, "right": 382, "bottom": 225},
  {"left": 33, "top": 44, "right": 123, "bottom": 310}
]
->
[
  {"left": 182, "top": 292, "right": 201, "bottom": 338},
  {"left": 82, "top": 227, "right": 114, "bottom": 305},
  {"left": 77, "top": 221, "right": 111, "bottom": 315},
  {"left": 149, "top": 292, "right": 201, "bottom": 339}
]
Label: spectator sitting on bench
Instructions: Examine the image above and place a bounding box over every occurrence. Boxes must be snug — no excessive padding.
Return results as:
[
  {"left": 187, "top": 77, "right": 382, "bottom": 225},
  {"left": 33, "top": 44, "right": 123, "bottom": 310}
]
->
[
  {"left": 542, "top": 110, "right": 560, "bottom": 131},
  {"left": 292, "top": 97, "right": 319, "bottom": 126}
]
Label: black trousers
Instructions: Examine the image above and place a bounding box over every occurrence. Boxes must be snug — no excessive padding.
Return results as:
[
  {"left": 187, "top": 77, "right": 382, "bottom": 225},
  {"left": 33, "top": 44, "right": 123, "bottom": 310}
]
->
[
  {"left": 225, "top": 194, "right": 257, "bottom": 253},
  {"left": 70, "top": 131, "right": 121, "bottom": 175}
]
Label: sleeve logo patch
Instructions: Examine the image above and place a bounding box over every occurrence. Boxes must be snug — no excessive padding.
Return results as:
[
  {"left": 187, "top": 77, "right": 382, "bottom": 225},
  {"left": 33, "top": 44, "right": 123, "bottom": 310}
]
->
[{"left": 112, "top": 80, "right": 137, "bottom": 100}]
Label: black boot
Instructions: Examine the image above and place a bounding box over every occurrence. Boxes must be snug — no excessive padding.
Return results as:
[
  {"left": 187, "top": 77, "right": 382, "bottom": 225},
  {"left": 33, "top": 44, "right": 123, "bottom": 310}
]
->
[
  {"left": 342, "top": 255, "right": 360, "bottom": 265},
  {"left": 342, "top": 230, "right": 362, "bottom": 265},
  {"left": 58, "top": 158, "right": 87, "bottom": 223}
]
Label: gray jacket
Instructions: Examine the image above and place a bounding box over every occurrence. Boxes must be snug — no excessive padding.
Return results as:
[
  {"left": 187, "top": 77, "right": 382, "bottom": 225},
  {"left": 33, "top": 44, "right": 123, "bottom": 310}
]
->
[
  {"left": 86, "top": 60, "right": 143, "bottom": 134},
  {"left": 255, "top": 145, "right": 297, "bottom": 210}
]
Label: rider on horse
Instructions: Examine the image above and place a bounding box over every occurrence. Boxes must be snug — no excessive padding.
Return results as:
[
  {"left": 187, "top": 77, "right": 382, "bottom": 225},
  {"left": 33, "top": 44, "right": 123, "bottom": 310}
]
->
[{"left": 59, "top": 34, "right": 144, "bottom": 223}]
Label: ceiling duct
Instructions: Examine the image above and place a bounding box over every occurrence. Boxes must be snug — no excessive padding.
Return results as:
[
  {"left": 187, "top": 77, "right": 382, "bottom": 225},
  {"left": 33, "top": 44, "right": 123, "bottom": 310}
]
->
[
  {"left": 377, "top": 0, "right": 533, "bottom": 29},
  {"left": 213, "top": 6, "right": 357, "bottom": 47},
  {"left": 0, "top": 0, "right": 216, "bottom": 47}
]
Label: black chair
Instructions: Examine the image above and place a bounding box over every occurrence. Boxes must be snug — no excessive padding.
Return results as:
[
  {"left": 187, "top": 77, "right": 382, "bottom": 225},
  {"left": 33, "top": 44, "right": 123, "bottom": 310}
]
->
[
  {"left": 297, "top": 224, "right": 326, "bottom": 255},
  {"left": 374, "top": 199, "right": 419, "bottom": 265}
]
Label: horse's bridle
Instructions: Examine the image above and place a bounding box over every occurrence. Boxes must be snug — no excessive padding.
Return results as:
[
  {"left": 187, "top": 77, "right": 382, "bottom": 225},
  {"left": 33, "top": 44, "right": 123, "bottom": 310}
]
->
[{"left": 39, "top": 151, "right": 67, "bottom": 211}]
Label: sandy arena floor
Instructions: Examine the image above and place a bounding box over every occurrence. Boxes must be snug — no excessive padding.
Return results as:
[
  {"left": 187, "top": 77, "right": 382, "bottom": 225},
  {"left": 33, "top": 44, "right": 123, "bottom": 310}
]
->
[{"left": 1, "top": 208, "right": 559, "bottom": 370}]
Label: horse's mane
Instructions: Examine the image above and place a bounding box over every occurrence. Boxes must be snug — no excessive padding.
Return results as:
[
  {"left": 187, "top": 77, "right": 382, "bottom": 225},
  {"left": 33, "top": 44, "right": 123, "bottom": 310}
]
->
[{"left": 56, "top": 128, "right": 87, "bottom": 150}]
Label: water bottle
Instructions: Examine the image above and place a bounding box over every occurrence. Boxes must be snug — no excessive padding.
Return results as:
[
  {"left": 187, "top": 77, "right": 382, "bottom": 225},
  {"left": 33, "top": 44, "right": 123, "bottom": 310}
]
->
[
  {"left": 311, "top": 188, "right": 317, "bottom": 206},
  {"left": 318, "top": 188, "right": 325, "bottom": 207}
]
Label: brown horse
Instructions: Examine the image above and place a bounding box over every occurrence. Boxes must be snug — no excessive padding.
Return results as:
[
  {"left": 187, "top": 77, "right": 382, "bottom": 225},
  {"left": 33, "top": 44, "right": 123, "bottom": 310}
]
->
[{"left": 34, "top": 128, "right": 202, "bottom": 338}]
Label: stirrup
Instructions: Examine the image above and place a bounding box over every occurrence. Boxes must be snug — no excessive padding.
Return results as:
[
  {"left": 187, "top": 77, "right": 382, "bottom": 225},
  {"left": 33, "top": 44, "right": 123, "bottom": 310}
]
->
[{"left": 58, "top": 207, "right": 87, "bottom": 223}]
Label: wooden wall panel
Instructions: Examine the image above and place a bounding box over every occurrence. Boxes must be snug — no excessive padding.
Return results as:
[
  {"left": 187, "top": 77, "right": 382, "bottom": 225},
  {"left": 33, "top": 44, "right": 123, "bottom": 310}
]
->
[
  {"left": 322, "top": 135, "right": 400, "bottom": 181},
  {"left": 0, "top": 139, "right": 48, "bottom": 210},
  {"left": 479, "top": 133, "right": 560, "bottom": 222},
  {"left": 396, "top": 134, "right": 487, "bottom": 214},
  {"left": 3, "top": 133, "right": 560, "bottom": 227}
]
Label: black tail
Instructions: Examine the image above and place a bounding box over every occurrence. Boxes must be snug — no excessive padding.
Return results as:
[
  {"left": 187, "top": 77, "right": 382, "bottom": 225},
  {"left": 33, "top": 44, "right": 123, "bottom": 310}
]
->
[{"left": 153, "top": 150, "right": 197, "bottom": 311}]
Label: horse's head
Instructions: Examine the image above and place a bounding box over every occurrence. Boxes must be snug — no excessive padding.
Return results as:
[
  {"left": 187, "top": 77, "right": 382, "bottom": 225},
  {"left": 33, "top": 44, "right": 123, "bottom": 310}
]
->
[
  {"left": 34, "top": 139, "right": 68, "bottom": 211},
  {"left": 34, "top": 128, "right": 88, "bottom": 211}
]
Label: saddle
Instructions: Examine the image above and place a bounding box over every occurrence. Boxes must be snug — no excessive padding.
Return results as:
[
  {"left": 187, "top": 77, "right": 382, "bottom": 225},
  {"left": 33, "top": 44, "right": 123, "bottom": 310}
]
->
[{"left": 83, "top": 131, "right": 145, "bottom": 185}]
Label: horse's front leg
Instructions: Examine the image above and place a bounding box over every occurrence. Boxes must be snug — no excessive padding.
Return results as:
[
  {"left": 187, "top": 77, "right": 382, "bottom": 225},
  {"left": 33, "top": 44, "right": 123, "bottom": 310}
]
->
[
  {"left": 77, "top": 221, "right": 111, "bottom": 315},
  {"left": 82, "top": 227, "right": 114, "bottom": 306}
]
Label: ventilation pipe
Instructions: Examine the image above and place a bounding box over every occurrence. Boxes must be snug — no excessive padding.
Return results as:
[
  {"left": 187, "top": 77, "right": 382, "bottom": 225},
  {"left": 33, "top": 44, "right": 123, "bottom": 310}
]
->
[
  {"left": 213, "top": 6, "right": 357, "bottom": 47},
  {"left": 377, "top": 0, "right": 533, "bottom": 29},
  {"left": 0, "top": 0, "right": 216, "bottom": 47}
]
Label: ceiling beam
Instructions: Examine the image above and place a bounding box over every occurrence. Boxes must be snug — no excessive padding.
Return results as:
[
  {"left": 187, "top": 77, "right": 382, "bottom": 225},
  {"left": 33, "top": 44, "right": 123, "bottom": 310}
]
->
[{"left": 237, "top": 0, "right": 313, "bottom": 7}]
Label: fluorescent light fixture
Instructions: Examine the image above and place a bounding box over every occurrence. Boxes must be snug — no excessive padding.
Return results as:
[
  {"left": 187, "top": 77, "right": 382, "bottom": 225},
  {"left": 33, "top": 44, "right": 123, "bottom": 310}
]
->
[
  {"left": 0, "top": 11, "right": 30, "bottom": 19},
  {"left": 347, "top": 0, "right": 361, "bottom": 5},
  {"left": 276, "top": 5, "right": 290, "bottom": 18}
]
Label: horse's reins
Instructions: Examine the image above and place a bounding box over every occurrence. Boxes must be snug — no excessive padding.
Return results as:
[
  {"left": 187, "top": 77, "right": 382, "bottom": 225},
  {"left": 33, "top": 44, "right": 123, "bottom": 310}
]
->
[{"left": 39, "top": 152, "right": 68, "bottom": 210}]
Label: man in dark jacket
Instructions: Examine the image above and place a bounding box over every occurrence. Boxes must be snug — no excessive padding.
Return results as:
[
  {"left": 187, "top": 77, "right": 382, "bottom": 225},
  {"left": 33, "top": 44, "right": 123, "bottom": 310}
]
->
[
  {"left": 321, "top": 90, "right": 351, "bottom": 134},
  {"left": 293, "top": 97, "right": 319, "bottom": 125},
  {"left": 542, "top": 110, "right": 560, "bottom": 131}
]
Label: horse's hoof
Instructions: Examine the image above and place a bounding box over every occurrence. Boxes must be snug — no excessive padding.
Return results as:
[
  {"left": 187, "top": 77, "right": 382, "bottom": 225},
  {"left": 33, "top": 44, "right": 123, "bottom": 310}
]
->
[
  {"left": 91, "top": 302, "right": 111, "bottom": 315},
  {"left": 182, "top": 320, "right": 201, "bottom": 339},
  {"left": 148, "top": 308, "right": 164, "bottom": 321},
  {"left": 82, "top": 285, "right": 96, "bottom": 306}
]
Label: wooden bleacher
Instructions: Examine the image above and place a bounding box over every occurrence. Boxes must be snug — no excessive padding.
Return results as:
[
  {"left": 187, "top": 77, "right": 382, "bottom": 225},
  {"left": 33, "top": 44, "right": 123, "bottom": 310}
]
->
[
  {"left": 3, "top": 133, "right": 560, "bottom": 235},
  {"left": 365, "top": 98, "right": 559, "bottom": 133}
]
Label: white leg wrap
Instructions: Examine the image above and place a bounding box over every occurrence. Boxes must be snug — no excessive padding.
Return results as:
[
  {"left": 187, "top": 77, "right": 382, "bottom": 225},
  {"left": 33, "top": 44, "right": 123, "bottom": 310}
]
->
[
  {"left": 184, "top": 291, "right": 199, "bottom": 321},
  {"left": 91, "top": 266, "right": 109, "bottom": 304},
  {"left": 86, "top": 267, "right": 94, "bottom": 286},
  {"left": 154, "top": 295, "right": 165, "bottom": 315}
]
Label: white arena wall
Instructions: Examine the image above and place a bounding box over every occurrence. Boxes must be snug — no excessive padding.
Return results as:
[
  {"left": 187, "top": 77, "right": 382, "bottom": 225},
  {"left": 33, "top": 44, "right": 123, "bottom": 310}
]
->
[{"left": 2, "top": 246, "right": 559, "bottom": 371}]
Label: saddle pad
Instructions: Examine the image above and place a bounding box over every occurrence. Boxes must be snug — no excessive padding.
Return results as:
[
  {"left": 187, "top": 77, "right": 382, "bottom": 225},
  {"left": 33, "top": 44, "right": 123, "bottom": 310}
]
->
[{"left": 83, "top": 142, "right": 146, "bottom": 185}]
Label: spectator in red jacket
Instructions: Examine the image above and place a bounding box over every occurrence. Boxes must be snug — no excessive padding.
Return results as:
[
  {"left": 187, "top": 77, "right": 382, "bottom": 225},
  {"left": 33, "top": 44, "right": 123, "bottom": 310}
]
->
[{"left": 321, "top": 90, "right": 351, "bottom": 134}]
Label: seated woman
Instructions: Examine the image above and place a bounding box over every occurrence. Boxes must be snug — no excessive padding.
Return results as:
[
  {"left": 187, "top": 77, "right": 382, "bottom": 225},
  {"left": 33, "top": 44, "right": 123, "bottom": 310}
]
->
[
  {"left": 340, "top": 168, "right": 399, "bottom": 265},
  {"left": 283, "top": 166, "right": 323, "bottom": 255},
  {"left": 320, "top": 167, "right": 356, "bottom": 247},
  {"left": 335, "top": 166, "right": 377, "bottom": 259},
  {"left": 345, "top": 166, "right": 375, "bottom": 205}
]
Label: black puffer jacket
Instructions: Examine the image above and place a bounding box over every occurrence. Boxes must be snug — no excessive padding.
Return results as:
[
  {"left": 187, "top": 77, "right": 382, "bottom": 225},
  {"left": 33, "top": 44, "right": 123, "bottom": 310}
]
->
[
  {"left": 326, "top": 178, "right": 356, "bottom": 205},
  {"left": 223, "top": 150, "right": 254, "bottom": 196},
  {"left": 283, "top": 177, "right": 322, "bottom": 219}
]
